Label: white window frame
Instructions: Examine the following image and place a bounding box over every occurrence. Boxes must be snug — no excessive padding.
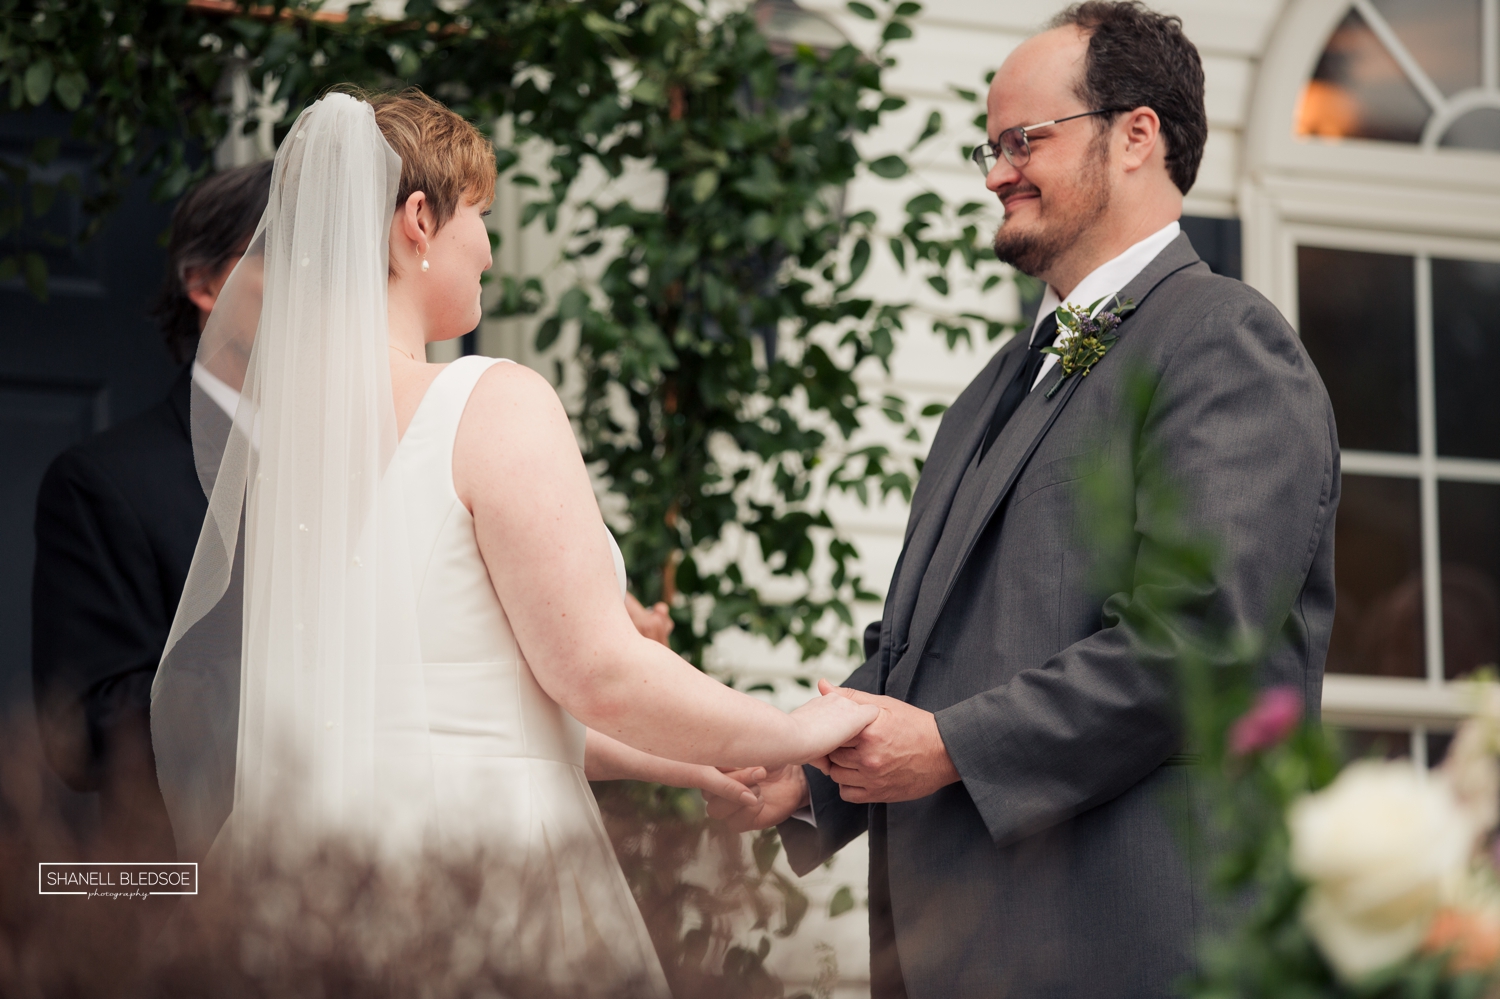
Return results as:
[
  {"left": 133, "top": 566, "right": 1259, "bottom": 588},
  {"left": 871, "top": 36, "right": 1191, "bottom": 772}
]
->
[{"left": 1243, "top": 0, "right": 1500, "bottom": 753}]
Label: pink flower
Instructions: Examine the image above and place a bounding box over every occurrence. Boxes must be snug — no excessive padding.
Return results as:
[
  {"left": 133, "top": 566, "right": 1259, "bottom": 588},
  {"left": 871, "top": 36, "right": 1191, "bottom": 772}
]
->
[{"left": 1229, "top": 686, "right": 1304, "bottom": 756}]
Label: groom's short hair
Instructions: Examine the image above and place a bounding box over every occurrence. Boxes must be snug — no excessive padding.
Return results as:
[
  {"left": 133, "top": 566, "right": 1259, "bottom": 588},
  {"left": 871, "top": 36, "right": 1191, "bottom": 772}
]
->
[{"left": 1050, "top": 1, "right": 1207, "bottom": 195}]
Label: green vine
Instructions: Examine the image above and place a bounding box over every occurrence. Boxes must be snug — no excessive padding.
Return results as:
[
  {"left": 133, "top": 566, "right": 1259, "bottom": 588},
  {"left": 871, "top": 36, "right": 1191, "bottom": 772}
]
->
[{"left": 1, "top": 0, "right": 1028, "bottom": 670}]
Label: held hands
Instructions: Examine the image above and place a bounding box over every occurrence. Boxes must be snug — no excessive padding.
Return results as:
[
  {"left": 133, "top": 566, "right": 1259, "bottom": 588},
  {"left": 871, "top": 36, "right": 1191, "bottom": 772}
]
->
[
  {"left": 706, "top": 764, "right": 810, "bottom": 832},
  {"left": 789, "top": 689, "right": 880, "bottom": 764},
  {"left": 697, "top": 688, "right": 875, "bottom": 833},
  {"left": 702, "top": 680, "right": 963, "bottom": 831},
  {"left": 691, "top": 765, "right": 767, "bottom": 811},
  {"left": 812, "top": 680, "right": 960, "bottom": 804}
]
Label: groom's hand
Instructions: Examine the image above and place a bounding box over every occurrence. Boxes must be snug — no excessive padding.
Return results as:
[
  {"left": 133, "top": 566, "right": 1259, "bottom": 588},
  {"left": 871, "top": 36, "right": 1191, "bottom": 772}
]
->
[
  {"left": 704, "top": 764, "right": 810, "bottom": 833},
  {"left": 625, "top": 593, "right": 674, "bottom": 646},
  {"left": 818, "top": 680, "right": 960, "bottom": 803}
]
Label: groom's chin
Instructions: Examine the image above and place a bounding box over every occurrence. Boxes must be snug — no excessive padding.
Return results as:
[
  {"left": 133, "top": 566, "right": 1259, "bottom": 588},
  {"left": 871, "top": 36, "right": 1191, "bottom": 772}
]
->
[{"left": 992, "top": 226, "right": 1053, "bottom": 279}]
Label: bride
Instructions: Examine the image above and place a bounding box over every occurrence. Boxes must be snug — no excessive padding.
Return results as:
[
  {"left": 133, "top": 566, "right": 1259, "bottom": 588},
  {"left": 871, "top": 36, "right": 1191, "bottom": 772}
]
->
[{"left": 149, "top": 89, "right": 875, "bottom": 994}]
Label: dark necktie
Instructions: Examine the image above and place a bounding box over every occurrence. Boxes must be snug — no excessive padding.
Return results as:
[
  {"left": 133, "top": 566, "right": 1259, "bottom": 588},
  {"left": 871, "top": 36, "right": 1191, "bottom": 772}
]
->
[{"left": 978, "top": 309, "right": 1061, "bottom": 459}]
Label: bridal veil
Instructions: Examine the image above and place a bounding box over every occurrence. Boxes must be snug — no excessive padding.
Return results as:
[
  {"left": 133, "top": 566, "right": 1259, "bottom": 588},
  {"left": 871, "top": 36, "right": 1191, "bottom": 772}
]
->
[{"left": 151, "top": 93, "right": 435, "bottom": 861}]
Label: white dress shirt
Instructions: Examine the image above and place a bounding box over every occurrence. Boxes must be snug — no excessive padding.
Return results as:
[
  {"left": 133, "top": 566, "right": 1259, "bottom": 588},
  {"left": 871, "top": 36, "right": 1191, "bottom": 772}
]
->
[
  {"left": 1028, "top": 220, "right": 1180, "bottom": 389},
  {"left": 191, "top": 360, "right": 242, "bottom": 420}
]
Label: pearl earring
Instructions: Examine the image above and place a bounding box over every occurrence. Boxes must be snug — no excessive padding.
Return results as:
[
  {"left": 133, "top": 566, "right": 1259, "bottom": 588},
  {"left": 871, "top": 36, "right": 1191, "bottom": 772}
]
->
[{"left": 420, "top": 253, "right": 430, "bottom": 273}]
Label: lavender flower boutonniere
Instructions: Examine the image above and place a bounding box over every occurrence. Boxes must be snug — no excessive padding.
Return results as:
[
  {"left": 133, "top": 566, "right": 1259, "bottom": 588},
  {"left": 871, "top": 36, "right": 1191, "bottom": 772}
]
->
[{"left": 1041, "top": 296, "right": 1137, "bottom": 398}]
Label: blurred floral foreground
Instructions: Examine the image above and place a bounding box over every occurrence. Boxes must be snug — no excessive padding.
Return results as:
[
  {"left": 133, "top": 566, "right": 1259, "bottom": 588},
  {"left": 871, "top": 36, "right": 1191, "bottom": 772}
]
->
[
  {"left": 8, "top": 692, "right": 1500, "bottom": 999},
  {"left": 1183, "top": 675, "right": 1500, "bottom": 999},
  {"left": 0, "top": 741, "right": 824, "bottom": 999}
]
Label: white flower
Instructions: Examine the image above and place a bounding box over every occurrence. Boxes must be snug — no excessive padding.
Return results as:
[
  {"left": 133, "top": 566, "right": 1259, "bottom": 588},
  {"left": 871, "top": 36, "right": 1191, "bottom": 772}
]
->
[
  {"left": 1442, "top": 717, "right": 1500, "bottom": 836},
  {"left": 1288, "top": 760, "right": 1474, "bottom": 981}
]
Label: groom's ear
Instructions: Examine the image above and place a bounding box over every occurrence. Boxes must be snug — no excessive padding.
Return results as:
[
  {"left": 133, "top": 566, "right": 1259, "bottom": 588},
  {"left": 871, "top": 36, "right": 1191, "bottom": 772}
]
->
[{"left": 1118, "top": 107, "right": 1163, "bottom": 173}]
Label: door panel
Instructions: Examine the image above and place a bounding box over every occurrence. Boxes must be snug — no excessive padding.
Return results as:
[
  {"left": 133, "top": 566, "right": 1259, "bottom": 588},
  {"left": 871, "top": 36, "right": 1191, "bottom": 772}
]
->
[{"left": 0, "top": 112, "right": 179, "bottom": 839}]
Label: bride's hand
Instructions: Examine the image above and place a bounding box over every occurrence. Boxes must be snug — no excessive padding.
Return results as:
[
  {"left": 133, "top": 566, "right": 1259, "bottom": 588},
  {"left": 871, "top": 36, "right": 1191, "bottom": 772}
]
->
[
  {"left": 686, "top": 764, "right": 766, "bottom": 808},
  {"left": 789, "top": 691, "right": 880, "bottom": 764}
]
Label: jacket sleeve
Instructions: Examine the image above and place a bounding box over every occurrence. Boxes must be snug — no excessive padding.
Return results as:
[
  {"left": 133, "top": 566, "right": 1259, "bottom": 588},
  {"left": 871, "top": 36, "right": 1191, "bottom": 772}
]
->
[
  {"left": 779, "top": 652, "right": 881, "bottom": 876},
  {"left": 31, "top": 451, "right": 167, "bottom": 792},
  {"left": 934, "top": 293, "right": 1338, "bottom": 847}
]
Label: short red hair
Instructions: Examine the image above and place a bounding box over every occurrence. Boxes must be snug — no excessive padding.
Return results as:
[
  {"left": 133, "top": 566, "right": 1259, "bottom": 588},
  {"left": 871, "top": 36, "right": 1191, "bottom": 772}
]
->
[{"left": 343, "top": 87, "right": 496, "bottom": 228}]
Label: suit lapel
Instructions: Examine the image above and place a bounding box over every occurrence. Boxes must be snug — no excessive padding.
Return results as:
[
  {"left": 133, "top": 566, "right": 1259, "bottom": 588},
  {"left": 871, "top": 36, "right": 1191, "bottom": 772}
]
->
[
  {"left": 876, "top": 340, "right": 1027, "bottom": 688},
  {"left": 885, "top": 233, "right": 1203, "bottom": 702}
]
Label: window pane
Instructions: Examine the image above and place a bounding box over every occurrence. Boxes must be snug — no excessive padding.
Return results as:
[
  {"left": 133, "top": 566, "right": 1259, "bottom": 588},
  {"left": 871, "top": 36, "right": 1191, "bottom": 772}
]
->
[
  {"left": 1297, "top": 246, "right": 1418, "bottom": 453},
  {"left": 1438, "top": 481, "right": 1500, "bottom": 678},
  {"left": 1369, "top": 0, "right": 1482, "bottom": 97},
  {"left": 1328, "top": 475, "right": 1425, "bottom": 678},
  {"left": 1427, "top": 730, "right": 1455, "bottom": 767},
  {"left": 1296, "top": 9, "right": 1430, "bottom": 143},
  {"left": 1338, "top": 727, "right": 1412, "bottom": 760},
  {"left": 1439, "top": 108, "right": 1500, "bottom": 151},
  {"left": 1434, "top": 257, "right": 1500, "bottom": 460}
]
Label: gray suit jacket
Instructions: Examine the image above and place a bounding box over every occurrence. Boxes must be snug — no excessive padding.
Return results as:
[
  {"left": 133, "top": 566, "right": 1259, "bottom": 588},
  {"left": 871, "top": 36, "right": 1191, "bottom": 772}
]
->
[{"left": 781, "top": 234, "right": 1340, "bottom": 998}]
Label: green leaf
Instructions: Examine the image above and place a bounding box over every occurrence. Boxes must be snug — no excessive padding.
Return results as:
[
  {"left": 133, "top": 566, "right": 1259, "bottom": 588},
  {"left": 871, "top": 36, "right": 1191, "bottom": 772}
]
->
[
  {"left": 24, "top": 61, "right": 54, "bottom": 107},
  {"left": 920, "top": 402, "right": 949, "bottom": 417},
  {"left": 867, "top": 154, "right": 908, "bottom": 178},
  {"left": 904, "top": 191, "right": 942, "bottom": 216},
  {"left": 53, "top": 72, "right": 86, "bottom": 112},
  {"left": 846, "top": 1, "right": 877, "bottom": 19},
  {"left": 848, "top": 237, "right": 870, "bottom": 284},
  {"left": 882, "top": 21, "right": 914, "bottom": 41},
  {"left": 829, "top": 885, "right": 855, "bottom": 917},
  {"left": 582, "top": 11, "right": 632, "bottom": 36},
  {"left": 908, "top": 110, "right": 942, "bottom": 151},
  {"left": 926, "top": 274, "right": 948, "bottom": 295},
  {"left": 558, "top": 286, "right": 589, "bottom": 321},
  {"left": 745, "top": 212, "right": 776, "bottom": 242},
  {"left": 691, "top": 168, "right": 718, "bottom": 203},
  {"left": 534, "top": 316, "right": 562, "bottom": 351},
  {"left": 888, "top": 237, "right": 906, "bottom": 271},
  {"left": 752, "top": 828, "right": 781, "bottom": 875}
]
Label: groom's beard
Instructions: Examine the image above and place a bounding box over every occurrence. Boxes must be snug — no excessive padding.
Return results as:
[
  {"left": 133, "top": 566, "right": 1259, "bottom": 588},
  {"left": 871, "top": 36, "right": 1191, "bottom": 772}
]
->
[{"left": 991, "top": 154, "right": 1112, "bottom": 279}]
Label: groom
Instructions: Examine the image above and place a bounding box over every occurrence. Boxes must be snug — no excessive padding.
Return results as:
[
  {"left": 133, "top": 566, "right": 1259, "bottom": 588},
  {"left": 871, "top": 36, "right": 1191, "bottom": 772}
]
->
[{"left": 708, "top": 3, "right": 1339, "bottom": 996}]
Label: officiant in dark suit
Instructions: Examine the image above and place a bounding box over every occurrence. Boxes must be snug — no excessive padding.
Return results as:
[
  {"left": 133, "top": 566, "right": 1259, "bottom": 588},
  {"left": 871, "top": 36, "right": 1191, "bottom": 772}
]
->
[
  {"left": 31, "top": 161, "right": 272, "bottom": 859},
  {"left": 707, "top": 3, "right": 1339, "bottom": 996}
]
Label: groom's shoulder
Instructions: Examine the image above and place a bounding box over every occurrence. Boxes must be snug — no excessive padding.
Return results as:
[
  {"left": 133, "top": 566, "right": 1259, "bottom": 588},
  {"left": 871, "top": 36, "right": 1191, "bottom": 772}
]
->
[
  {"left": 1148, "top": 264, "right": 1288, "bottom": 331},
  {"left": 1144, "top": 268, "right": 1334, "bottom": 426},
  {"left": 1146, "top": 266, "right": 1311, "bottom": 366}
]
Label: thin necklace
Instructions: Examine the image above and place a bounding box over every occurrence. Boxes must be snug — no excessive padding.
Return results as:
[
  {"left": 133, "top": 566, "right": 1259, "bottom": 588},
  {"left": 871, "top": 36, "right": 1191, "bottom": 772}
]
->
[{"left": 388, "top": 344, "right": 419, "bottom": 362}]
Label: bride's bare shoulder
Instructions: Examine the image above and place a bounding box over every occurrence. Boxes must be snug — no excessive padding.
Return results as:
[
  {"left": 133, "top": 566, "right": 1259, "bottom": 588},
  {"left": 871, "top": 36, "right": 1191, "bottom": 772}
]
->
[
  {"left": 453, "top": 361, "right": 577, "bottom": 502},
  {"left": 463, "top": 359, "right": 567, "bottom": 429}
]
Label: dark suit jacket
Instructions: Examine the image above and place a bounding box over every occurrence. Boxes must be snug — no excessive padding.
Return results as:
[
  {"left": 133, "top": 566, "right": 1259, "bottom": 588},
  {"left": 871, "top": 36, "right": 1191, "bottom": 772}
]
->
[
  {"left": 32, "top": 365, "right": 204, "bottom": 857},
  {"left": 782, "top": 235, "right": 1340, "bottom": 998}
]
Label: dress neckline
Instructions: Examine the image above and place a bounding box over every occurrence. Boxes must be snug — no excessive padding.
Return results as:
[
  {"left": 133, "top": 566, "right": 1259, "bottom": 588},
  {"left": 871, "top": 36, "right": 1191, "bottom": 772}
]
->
[{"left": 395, "top": 355, "right": 487, "bottom": 449}]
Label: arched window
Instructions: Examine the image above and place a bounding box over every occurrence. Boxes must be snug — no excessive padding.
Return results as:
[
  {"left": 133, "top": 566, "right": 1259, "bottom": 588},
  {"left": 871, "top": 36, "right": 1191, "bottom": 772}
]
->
[
  {"left": 1244, "top": 0, "right": 1500, "bottom": 763},
  {"left": 1296, "top": 0, "right": 1500, "bottom": 150}
]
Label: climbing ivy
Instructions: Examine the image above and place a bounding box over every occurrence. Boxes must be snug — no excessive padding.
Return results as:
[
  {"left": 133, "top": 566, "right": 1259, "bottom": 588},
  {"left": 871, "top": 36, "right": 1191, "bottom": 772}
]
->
[{"left": 1, "top": 0, "right": 1027, "bottom": 669}]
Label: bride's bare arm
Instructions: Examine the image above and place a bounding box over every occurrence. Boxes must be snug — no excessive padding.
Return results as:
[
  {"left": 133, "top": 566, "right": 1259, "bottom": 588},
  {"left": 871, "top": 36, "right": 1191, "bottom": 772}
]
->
[
  {"left": 584, "top": 729, "right": 765, "bottom": 806},
  {"left": 454, "top": 362, "right": 874, "bottom": 769}
]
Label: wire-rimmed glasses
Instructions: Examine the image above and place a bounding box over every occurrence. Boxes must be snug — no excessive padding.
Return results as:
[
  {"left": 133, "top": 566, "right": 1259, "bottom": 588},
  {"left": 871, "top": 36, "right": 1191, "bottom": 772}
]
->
[{"left": 970, "top": 108, "right": 1132, "bottom": 174}]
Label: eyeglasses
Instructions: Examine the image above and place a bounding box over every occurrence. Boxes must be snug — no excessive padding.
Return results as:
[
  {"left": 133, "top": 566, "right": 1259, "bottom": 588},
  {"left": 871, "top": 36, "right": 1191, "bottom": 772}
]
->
[{"left": 970, "top": 108, "right": 1132, "bottom": 174}]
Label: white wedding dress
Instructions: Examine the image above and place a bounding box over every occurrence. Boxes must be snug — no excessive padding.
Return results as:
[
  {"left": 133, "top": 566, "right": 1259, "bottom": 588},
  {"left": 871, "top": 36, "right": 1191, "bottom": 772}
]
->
[{"left": 387, "top": 354, "right": 669, "bottom": 997}]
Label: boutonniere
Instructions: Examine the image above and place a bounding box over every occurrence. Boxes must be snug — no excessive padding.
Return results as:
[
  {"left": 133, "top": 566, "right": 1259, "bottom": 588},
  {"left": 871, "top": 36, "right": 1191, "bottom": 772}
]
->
[{"left": 1041, "top": 296, "right": 1137, "bottom": 398}]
